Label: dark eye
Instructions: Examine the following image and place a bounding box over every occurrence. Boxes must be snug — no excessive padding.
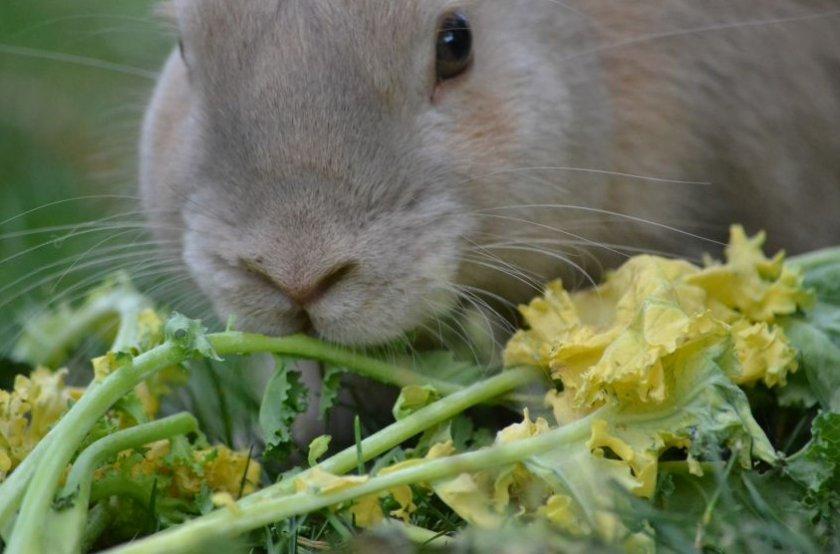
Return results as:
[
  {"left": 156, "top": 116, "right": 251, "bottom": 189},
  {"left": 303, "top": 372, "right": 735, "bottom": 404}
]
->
[{"left": 436, "top": 12, "right": 473, "bottom": 82}]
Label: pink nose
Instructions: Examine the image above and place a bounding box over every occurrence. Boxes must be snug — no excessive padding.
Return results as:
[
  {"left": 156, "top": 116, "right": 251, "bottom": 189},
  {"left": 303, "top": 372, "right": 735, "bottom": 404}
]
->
[{"left": 245, "top": 260, "right": 357, "bottom": 307}]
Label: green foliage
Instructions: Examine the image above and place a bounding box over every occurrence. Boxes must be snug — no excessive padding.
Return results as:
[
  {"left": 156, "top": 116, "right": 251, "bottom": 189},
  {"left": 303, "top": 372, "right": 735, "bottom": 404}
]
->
[
  {"left": 164, "top": 314, "right": 221, "bottom": 361},
  {"left": 318, "top": 365, "right": 345, "bottom": 421},
  {"left": 307, "top": 436, "right": 331, "bottom": 467},
  {"left": 784, "top": 249, "right": 840, "bottom": 411},
  {"left": 1, "top": 249, "right": 838, "bottom": 553},
  {"left": 786, "top": 412, "right": 840, "bottom": 519},
  {"left": 258, "top": 358, "right": 309, "bottom": 464}
]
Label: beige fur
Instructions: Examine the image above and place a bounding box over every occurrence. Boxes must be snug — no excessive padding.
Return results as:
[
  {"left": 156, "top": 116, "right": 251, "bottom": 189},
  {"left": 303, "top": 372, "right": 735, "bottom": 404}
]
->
[{"left": 141, "top": 0, "right": 840, "bottom": 346}]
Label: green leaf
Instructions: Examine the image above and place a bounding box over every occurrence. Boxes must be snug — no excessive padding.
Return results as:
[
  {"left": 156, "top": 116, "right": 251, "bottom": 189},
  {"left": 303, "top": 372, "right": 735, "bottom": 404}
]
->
[
  {"left": 164, "top": 314, "right": 221, "bottom": 361},
  {"left": 783, "top": 248, "right": 840, "bottom": 411},
  {"left": 392, "top": 384, "right": 441, "bottom": 421},
  {"left": 259, "top": 358, "right": 309, "bottom": 463},
  {"left": 318, "top": 365, "right": 346, "bottom": 421},
  {"left": 775, "top": 368, "right": 820, "bottom": 409},
  {"left": 446, "top": 340, "right": 779, "bottom": 540},
  {"left": 114, "top": 391, "right": 150, "bottom": 425},
  {"left": 646, "top": 464, "right": 823, "bottom": 553},
  {"left": 308, "top": 435, "right": 331, "bottom": 467},
  {"left": 784, "top": 316, "right": 840, "bottom": 412},
  {"left": 786, "top": 412, "right": 840, "bottom": 496}
]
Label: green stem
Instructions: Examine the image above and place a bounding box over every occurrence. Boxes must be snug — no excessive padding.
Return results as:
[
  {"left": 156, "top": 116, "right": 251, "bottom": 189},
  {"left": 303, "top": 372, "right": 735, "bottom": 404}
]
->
[
  {"left": 47, "top": 414, "right": 198, "bottom": 554},
  {"left": 106, "top": 417, "right": 594, "bottom": 554},
  {"left": 208, "top": 333, "right": 463, "bottom": 395},
  {"left": 3, "top": 326, "right": 539, "bottom": 554},
  {"left": 242, "top": 366, "right": 543, "bottom": 505},
  {"left": 5, "top": 343, "right": 183, "bottom": 554},
  {"left": 0, "top": 286, "right": 149, "bottom": 533},
  {"left": 80, "top": 503, "right": 114, "bottom": 554}
]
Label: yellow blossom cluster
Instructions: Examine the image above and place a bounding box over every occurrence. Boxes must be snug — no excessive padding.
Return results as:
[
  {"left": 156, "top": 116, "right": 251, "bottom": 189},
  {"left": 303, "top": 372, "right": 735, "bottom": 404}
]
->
[
  {"left": 103, "top": 439, "right": 261, "bottom": 500},
  {"left": 0, "top": 369, "right": 84, "bottom": 480},
  {"left": 504, "top": 226, "right": 810, "bottom": 414}
]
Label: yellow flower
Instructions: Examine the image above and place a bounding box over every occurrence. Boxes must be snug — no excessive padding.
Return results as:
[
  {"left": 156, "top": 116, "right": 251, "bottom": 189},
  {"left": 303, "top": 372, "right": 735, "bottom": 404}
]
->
[
  {"left": 294, "top": 467, "right": 368, "bottom": 495},
  {"left": 293, "top": 467, "right": 417, "bottom": 529},
  {"left": 729, "top": 320, "right": 798, "bottom": 387},
  {"left": 504, "top": 226, "right": 808, "bottom": 412},
  {"left": 687, "top": 226, "right": 812, "bottom": 323},
  {"left": 0, "top": 368, "right": 83, "bottom": 481},
  {"left": 538, "top": 494, "right": 585, "bottom": 535},
  {"left": 433, "top": 473, "right": 506, "bottom": 529},
  {"left": 116, "top": 439, "right": 262, "bottom": 500},
  {"left": 202, "top": 446, "right": 262, "bottom": 497},
  {"left": 495, "top": 409, "right": 550, "bottom": 445},
  {"left": 348, "top": 493, "right": 385, "bottom": 528}
]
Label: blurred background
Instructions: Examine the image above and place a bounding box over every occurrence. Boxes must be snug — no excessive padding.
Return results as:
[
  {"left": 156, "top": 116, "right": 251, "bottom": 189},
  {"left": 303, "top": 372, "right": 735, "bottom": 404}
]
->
[
  {"left": 0, "top": 0, "right": 176, "bottom": 351},
  {"left": 0, "top": 2, "right": 271, "bottom": 447}
]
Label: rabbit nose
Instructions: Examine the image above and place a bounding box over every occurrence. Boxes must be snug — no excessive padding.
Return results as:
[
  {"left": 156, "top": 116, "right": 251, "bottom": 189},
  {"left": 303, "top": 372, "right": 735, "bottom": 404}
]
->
[{"left": 245, "top": 259, "right": 358, "bottom": 307}]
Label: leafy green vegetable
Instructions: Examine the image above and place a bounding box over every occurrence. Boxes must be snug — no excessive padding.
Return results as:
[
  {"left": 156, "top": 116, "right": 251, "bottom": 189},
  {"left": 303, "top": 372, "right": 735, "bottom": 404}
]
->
[
  {"left": 258, "top": 358, "right": 309, "bottom": 463},
  {"left": 164, "top": 314, "right": 221, "bottom": 362},
  {"left": 404, "top": 351, "right": 490, "bottom": 387},
  {"left": 392, "top": 385, "right": 442, "bottom": 421},
  {"left": 1, "top": 237, "right": 838, "bottom": 554},
  {"left": 783, "top": 248, "right": 840, "bottom": 411},
  {"left": 307, "top": 436, "right": 331, "bottom": 467},
  {"left": 786, "top": 413, "right": 840, "bottom": 508},
  {"left": 318, "top": 365, "right": 345, "bottom": 421}
]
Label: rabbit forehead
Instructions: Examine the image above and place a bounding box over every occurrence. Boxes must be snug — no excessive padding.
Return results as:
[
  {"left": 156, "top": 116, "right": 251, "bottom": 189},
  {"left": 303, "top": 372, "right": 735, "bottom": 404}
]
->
[{"left": 171, "top": 0, "right": 465, "bottom": 45}]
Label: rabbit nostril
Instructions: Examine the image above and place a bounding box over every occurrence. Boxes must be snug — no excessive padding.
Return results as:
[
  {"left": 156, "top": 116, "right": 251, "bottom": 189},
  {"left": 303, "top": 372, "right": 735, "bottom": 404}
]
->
[{"left": 243, "top": 260, "right": 358, "bottom": 307}]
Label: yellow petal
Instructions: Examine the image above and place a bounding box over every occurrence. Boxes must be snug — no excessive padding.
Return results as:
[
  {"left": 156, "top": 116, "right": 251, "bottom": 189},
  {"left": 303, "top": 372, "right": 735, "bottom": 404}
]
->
[
  {"left": 294, "top": 467, "right": 369, "bottom": 495},
  {"left": 538, "top": 494, "right": 586, "bottom": 535},
  {"left": 433, "top": 473, "right": 505, "bottom": 529},
  {"left": 496, "top": 409, "right": 550, "bottom": 445},
  {"left": 348, "top": 494, "right": 384, "bottom": 528}
]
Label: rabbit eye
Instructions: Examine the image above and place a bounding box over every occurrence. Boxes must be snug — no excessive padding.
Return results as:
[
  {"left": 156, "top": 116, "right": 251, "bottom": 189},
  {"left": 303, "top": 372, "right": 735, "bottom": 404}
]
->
[{"left": 436, "top": 12, "right": 473, "bottom": 81}]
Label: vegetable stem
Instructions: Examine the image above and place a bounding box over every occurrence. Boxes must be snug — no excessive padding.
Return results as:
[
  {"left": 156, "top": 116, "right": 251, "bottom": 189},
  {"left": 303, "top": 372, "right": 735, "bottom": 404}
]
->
[
  {"left": 0, "top": 287, "right": 149, "bottom": 533},
  {"left": 2, "top": 322, "right": 541, "bottom": 554},
  {"left": 47, "top": 414, "right": 198, "bottom": 554},
  {"left": 106, "top": 416, "right": 595, "bottom": 554},
  {"left": 208, "top": 333, "right": 463, "bottom": 394},
  {"left": 5, "top": 343, "right": 183, "bottom": 554},
  {"left": 242, "top": 366, "right": 543, "bottom": 505}
]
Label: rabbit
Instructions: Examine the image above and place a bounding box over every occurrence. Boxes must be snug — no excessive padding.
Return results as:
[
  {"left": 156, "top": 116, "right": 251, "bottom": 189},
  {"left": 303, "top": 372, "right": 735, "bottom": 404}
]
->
[{"left": 140, "top": 0, "right": 840, "bottom": 352}]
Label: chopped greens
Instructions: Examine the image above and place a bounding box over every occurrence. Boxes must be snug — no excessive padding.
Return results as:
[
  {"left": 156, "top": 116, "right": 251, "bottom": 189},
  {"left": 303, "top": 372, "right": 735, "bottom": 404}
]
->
[{"left": 0, "top": 226, "right": 837, "bottom": 553}]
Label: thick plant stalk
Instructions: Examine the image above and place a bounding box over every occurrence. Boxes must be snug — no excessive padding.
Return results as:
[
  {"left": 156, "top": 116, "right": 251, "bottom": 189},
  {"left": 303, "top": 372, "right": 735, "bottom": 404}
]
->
[
  {"left": 46, "top": 413, "right": 198, "bottom": 554},
  {"left": 207, "top": 333, "right": 464, "bottom": 395},
  {"left": 241, "top": 365, "right": 543, "bottom": 505},
  {"left": 0, "top": 287, "right": 149, "bottom": 536},
  {"left": 106, "top": 415, "right": 596, "bottom": 554},
  {"left": 3, "top": 327, "right": 539, "bottom": 554},
  {"left": 5, "top": 343, "right": 183, "bottom": 554}
]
